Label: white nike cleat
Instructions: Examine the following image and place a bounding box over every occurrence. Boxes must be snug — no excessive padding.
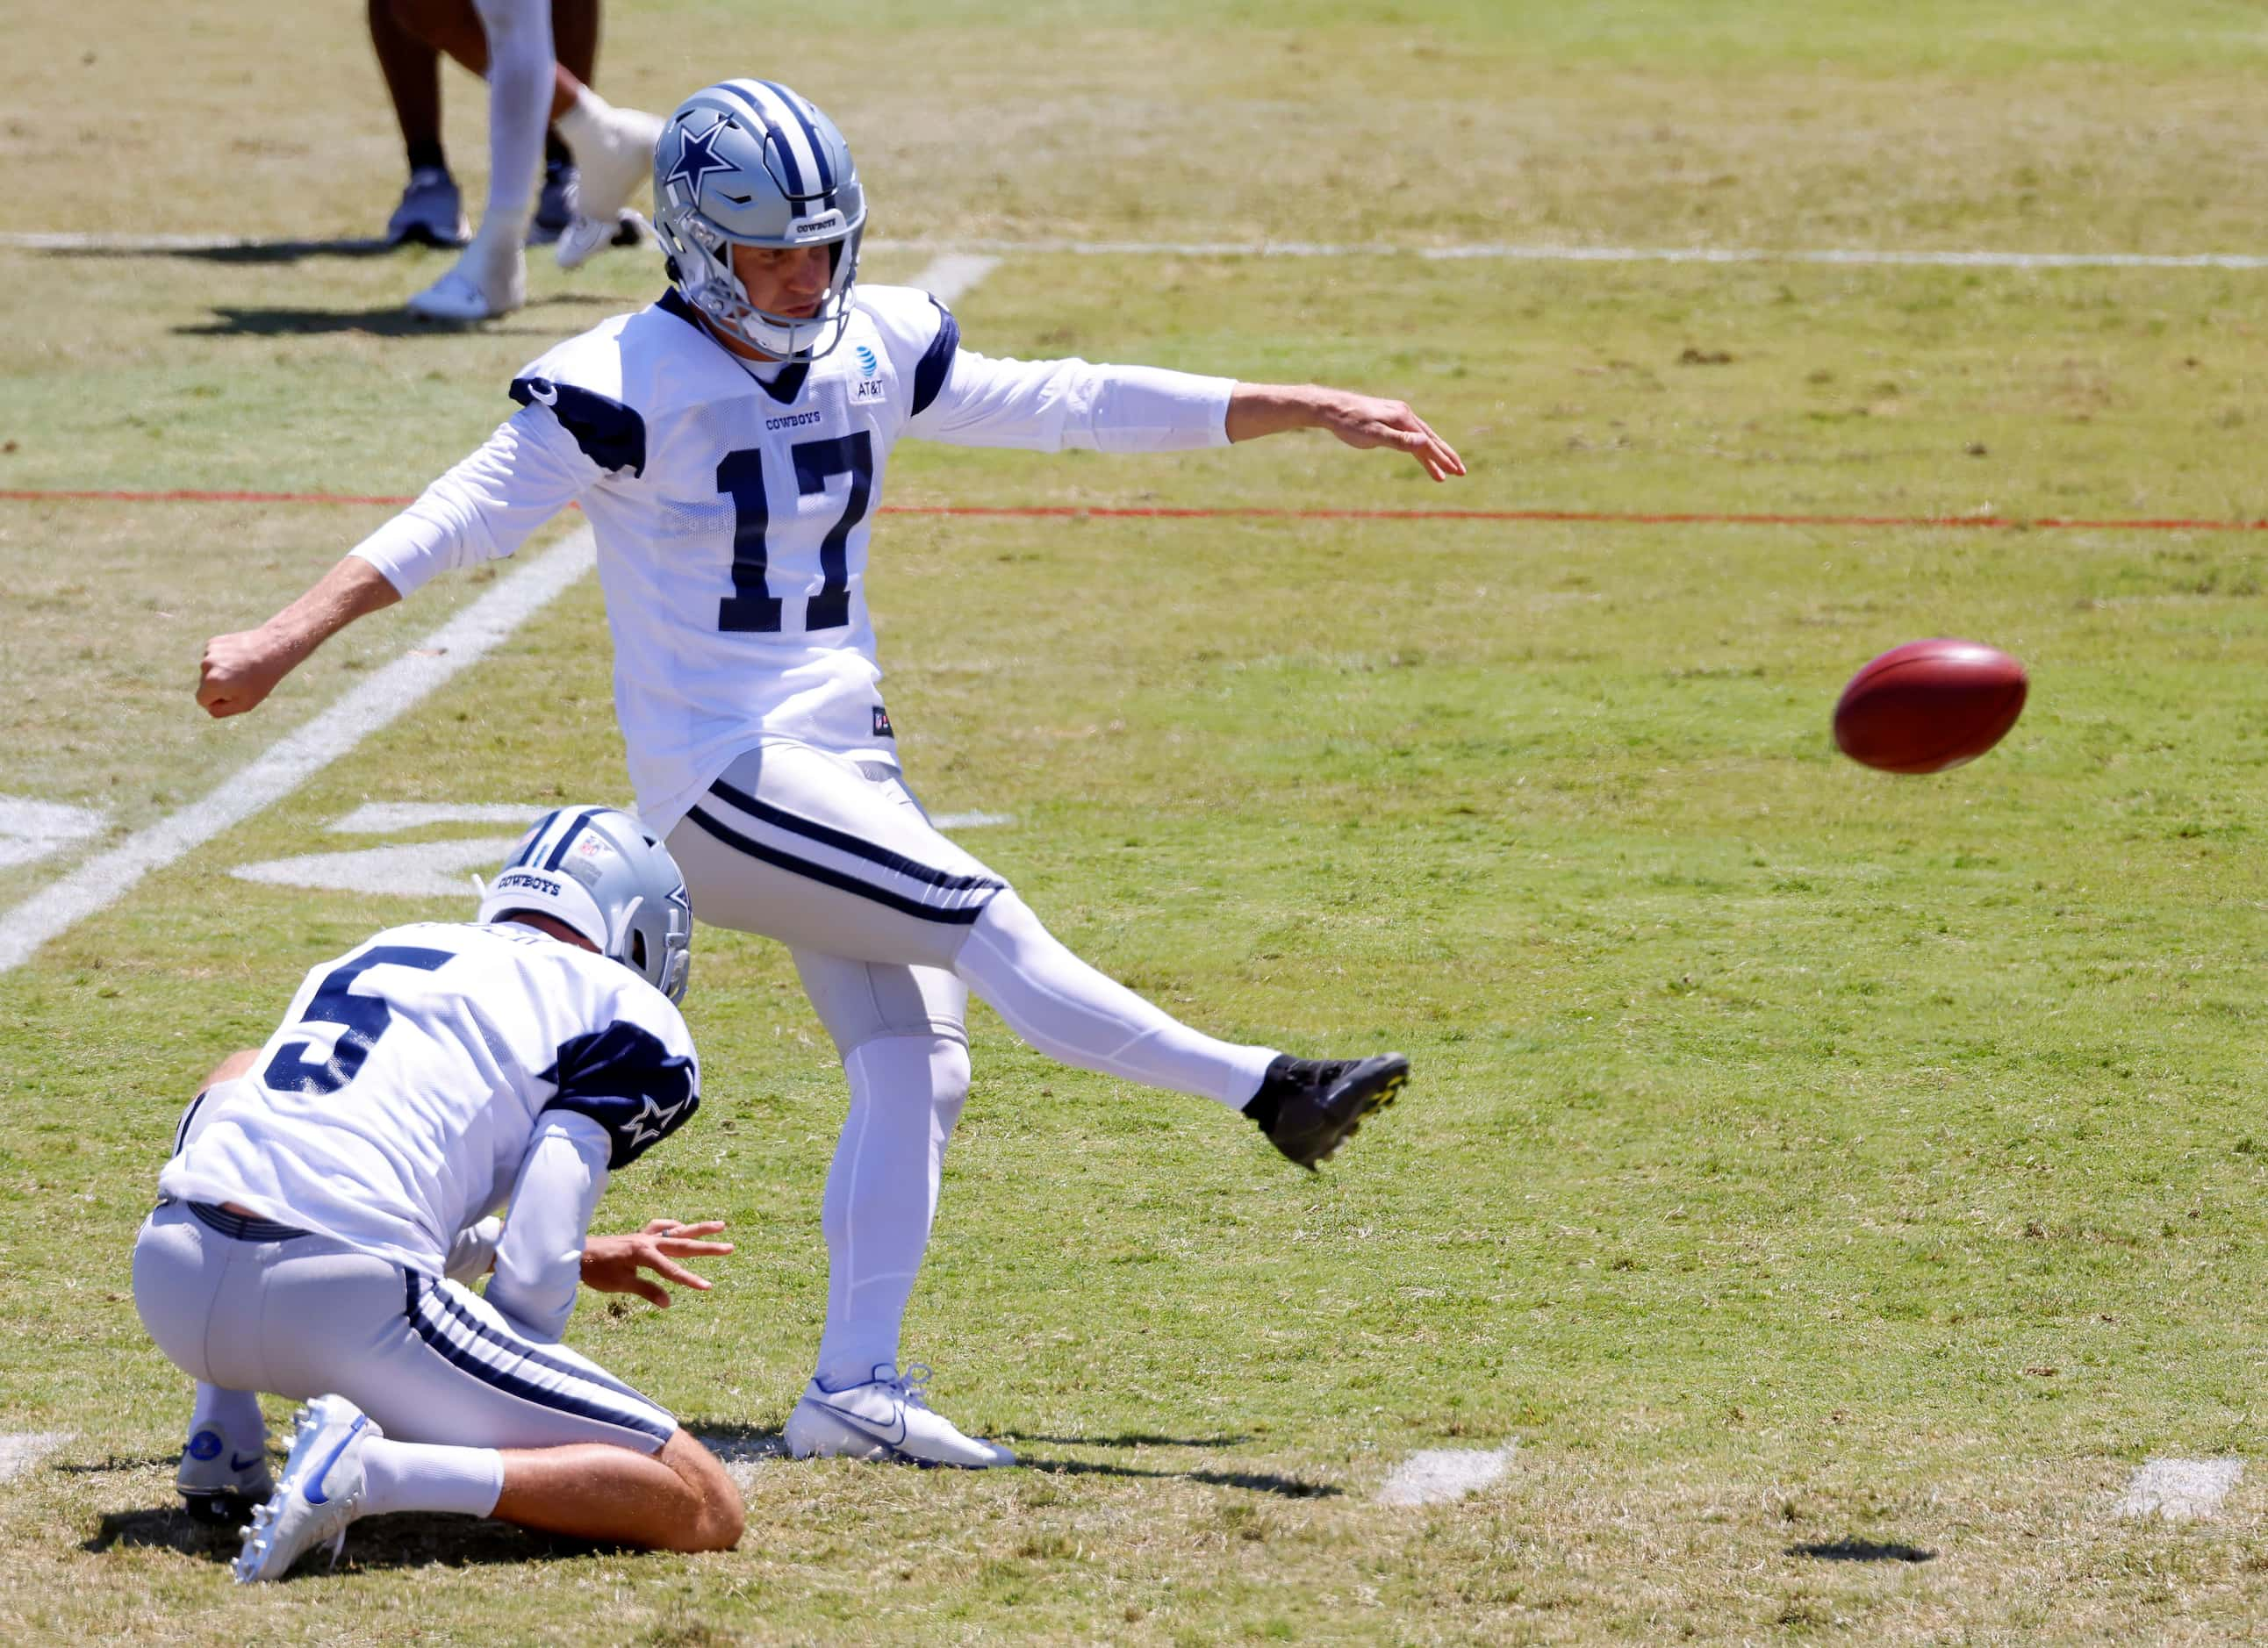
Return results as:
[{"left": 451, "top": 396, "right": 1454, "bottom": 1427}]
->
[
  {"left": 177, "top": 1425, "right": 273, "bottom": 1525},
  {"left": 557, "top": 104, "right": 661, "bottom": 269},
  {"left": 786, "top": 1363, "right": 1016, "bottom": 1469},
  {"left": 233, "top": 1395, "right": 379, "bottom": 1584},
  {"left": 407, "top": 234, "right": 527, "bottom": 323},
  {"left": 555, "top": 207, "right": 647, "bottom": 272}
]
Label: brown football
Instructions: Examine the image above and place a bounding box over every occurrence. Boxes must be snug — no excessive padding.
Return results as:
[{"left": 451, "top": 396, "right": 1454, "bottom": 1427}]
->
[{"left": 1833, "top": 639, "right": 2028, "bottom": 774}]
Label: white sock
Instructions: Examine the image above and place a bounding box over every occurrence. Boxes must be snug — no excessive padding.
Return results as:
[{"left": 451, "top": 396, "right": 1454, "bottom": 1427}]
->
[
  {"left": 813, "top": 1036, "right": 968, "bottom": 1388},
  {"left": 358, "top": 1437, "right": 505, "bottom": 1519},
  {"left": 954, "top": 892, "right": 1278, "bottom": 1108},
  {"left": 190, "top": 1383, "right": 265, "bottom": 1451},
  {"left": 470, "top": 0, "right": 549, "bottom": 242},
  {"left": 552, "top": 83, "right": 614, "bottom": 151}
]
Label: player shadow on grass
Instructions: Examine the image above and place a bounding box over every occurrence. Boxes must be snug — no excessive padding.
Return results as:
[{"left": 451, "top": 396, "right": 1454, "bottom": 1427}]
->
[
  {"left": 39, "top": 239, "right": 399, "bottom": 264},
  {"left": 50, "top": 1454, "right": 180, "bottom": 1474},
  {"left": 1019, "top": 1458, "right": 1341, "bottom": 1499},
  {"left": 680, "top": 1421, "right": 1332, "bottom": 1499},
  {"left": 83, "top": 1503, "right": 622, "bottom": 1573},
  {"left": 171, "top": 297, "right": 612, "bottom": 340},
  {"left": 1786, "top": 1538, "right": 1937, "bottom": 1564},
  {"left": 1014, "top": 1432, "right": 1251, "bottom": 1449}
]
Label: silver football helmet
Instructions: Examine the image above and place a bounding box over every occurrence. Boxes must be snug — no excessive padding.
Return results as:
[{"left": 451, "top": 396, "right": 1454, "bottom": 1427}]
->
[
  {"left": 477, "top": 807, "right": 693, "bottom": 1003},
  {"left": 651, "top": 79, "right": 866, "bottom": 362}
]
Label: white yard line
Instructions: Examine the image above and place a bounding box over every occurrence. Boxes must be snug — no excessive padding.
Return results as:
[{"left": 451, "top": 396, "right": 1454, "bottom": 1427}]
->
[
  {"left": 0, "top": 799, "right": 106, "bottom": 871},
  {"left": 330, "top": 802, "right": 540, "bottom": 833},
  {"left": 915, "top": 253, "right": 1001, "bottom": 302},
  {"left": 232, "top": 838, "right": 528, "bottom": 898},
  {"left": 905, "top": 238, "right": 2268, "bottom": 271},
  {"left": 2114, "top": 1458, "right": 2243, "bottom": 1523},
  {"left": 0, "top": 253, "right": 998, "bottom": 975},
  {"left": 10, "top": 229, "right": 2268, "bottom": 270},
  {"left": 1375, "top": 1444, "right": 1517, "bottom": 1507},
  {"left": 0, "top": 1431, "right": 70, "bottom": 1485},
  {"left": 0, "top": 527, "right": 596, "bottom": 976}
]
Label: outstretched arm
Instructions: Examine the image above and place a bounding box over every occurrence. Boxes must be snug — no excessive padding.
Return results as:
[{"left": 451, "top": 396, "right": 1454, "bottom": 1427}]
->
[
  {"left": 194, "top": 401, "right": 604, "bottom": 720},
  {"left": 1227, "top": 383, "right": 1467, "bottom": 483},
  {"left": 196, "top": 556, "right": 402, "bottom": 719},
  {"left": 892, "top": 303, "right": 1465, "bottom": 481}
]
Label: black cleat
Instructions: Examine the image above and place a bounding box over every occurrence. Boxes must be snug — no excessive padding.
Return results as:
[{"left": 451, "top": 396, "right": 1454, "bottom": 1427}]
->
[{"left": 1243, "top": 1052, "right": 1409, "bottom": 1169}]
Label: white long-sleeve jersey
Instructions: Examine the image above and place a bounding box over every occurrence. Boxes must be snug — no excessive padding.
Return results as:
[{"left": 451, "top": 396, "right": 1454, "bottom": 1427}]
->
[
  {"left": 160, "top": 920, "right": 700, "bottom": 1340},
  {"left": 348, "top": 284, "right": 1235, "bottom": 835}
]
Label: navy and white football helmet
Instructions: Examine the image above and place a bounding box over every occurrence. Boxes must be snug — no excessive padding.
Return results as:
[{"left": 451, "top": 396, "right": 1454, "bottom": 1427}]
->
[
  {"left": 477, "top": 807, "right": 694, "bottom": 1003},
  {"left": 651, "top": 79, "right": 866, "bottom": 362}
]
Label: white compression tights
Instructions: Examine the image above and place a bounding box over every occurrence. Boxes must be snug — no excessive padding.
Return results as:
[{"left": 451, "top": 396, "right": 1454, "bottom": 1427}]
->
[
  {"left": 954, "top": 892, "right": 1279, "bottom": 1109},
  {"left": 814, "top": 1035, "right": 969, "bottom": 1387},
  {"left": 470, "top": 0, "right": 549, "bottom": 242}
]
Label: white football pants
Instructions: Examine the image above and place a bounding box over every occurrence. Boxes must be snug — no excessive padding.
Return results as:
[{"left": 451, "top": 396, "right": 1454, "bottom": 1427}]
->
[
  {"left": 664, "top": 740, "right": 1280, "bottom": 1383},
  {"left": 133, "top": 1200, "right": 674, "bottom": 1453}
]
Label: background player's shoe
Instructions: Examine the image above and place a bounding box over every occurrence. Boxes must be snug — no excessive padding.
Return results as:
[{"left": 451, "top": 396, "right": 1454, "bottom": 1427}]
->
[
  {"left": 528, "top": 161, "right": 577, "bottom": 246},
  {"left": 786, "top": 1363, "right": 1016, "bottom": 1469},
  {"left": 554, "top": 208, "right": 648, "bottom": 270},
  {"left": 233, "top": 1396, "right": 378, "bottom": 1583},
  {"left": 176, "top": 1424, "right": 272, "bottom": 1526},
  {"left": 384, "top": 168, "right": 471, "bottom": 249},
  {"left": 407, "top": 233, "right": 528, "bottom": 323},
  {"left": 556, "top": 105, "right": 662, "bottom": 270},
  {"left": 1244, "top": 1052, "right": 1410, "bottom": 1168}
]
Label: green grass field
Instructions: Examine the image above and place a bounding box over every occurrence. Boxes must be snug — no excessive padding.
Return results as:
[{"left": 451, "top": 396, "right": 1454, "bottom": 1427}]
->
[{"left": 7, "top": 2, "right": 2268, "bottom": 1642}]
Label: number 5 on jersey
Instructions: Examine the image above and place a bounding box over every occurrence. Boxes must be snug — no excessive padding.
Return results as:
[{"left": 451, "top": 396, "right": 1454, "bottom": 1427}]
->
[
  {"left": 262, "top": 947, "right": 453, "bottom": 1095},
  {"left": 716, "top": 433, "right": 873, "bottom": 634}
]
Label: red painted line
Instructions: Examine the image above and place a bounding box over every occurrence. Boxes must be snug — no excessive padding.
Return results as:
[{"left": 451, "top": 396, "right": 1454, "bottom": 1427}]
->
[
  {"left": 4, "top": 486, "right": 2266, "bottom": 534},
  {"left": 0, "top": 486, "right": 420, "bottom": 507}
]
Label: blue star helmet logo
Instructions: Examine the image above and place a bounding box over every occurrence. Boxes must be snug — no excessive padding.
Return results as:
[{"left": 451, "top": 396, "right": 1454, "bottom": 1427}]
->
[{"left": 666, "top": 114, "right": 737, "bottom": 197}]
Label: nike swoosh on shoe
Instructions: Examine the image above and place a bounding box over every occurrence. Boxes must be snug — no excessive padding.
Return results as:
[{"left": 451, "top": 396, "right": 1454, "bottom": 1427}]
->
[
  {"left": 301, "top": 1417, "right": 368, "bottom": 1507},
  {"left": 230, "top": 1452, "right": 264, "bottom": 1472},
  {"left": 813, "top": 1399, "right": 908, "bottom": 1450}
]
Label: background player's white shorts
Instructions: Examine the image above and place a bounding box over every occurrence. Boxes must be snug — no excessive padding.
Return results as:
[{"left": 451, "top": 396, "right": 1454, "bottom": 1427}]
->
[
  {"left": 132, "top": 1200, "right": 674, "bottom": 1454},
  {"left": 668, "top": 741, "right": 979, "bottom": 1053}
]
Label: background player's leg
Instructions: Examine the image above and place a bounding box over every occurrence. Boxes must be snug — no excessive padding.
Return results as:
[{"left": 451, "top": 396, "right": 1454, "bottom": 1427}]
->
[
  {"left": 532, "top": 0, "right": 599, "bottom": 241},
  {"left": 550, "top": 0, "right": 597, "bottom": 96},
  {"left": 406, "top": 0, "right": 547, "bottom": 319},
  {"left": 370, "top": 0, "right": 468, "bottom": 247}
]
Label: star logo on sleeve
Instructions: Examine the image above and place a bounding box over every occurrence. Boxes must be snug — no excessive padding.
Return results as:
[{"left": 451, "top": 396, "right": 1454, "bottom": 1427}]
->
[
  {"left": 621, "top": 1093, "right": 692, "bottom": 1149},
  {"left": 666, "top": 115, "right": 737, "bottom": 197}
]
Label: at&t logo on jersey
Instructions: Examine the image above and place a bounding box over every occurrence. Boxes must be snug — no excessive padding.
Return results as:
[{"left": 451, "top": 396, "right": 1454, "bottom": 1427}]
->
[{"left": 852, "top": 344, "right": 886, "bottom": 402}]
